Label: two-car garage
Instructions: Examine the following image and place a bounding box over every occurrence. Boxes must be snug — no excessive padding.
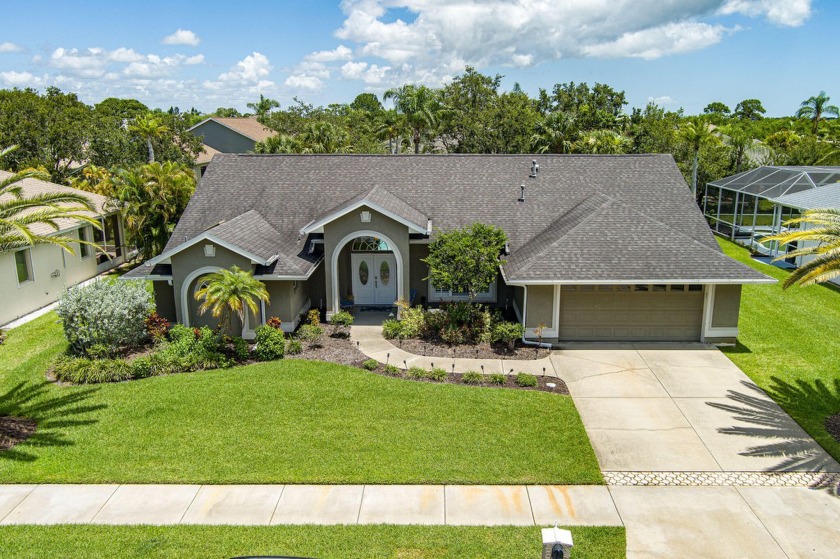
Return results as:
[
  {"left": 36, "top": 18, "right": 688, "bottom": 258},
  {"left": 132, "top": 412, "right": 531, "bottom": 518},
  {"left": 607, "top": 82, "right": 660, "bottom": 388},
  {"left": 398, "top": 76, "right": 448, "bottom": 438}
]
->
[{"left": 557, "top": 284, "right": 705, "bottom": 342}]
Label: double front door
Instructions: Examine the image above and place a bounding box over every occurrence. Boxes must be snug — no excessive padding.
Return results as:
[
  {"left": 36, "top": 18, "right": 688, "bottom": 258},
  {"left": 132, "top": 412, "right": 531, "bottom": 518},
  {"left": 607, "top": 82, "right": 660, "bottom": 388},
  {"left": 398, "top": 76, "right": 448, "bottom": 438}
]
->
[{"left": 351, "top": 253, "right": 397, "bottom": 305}]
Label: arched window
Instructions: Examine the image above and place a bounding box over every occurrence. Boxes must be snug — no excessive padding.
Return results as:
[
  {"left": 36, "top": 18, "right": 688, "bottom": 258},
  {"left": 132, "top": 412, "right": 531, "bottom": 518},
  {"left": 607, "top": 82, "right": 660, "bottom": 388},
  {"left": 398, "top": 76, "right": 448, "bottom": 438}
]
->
[{"left": 351, "top": 236, "right": 390, "bottom": 251}]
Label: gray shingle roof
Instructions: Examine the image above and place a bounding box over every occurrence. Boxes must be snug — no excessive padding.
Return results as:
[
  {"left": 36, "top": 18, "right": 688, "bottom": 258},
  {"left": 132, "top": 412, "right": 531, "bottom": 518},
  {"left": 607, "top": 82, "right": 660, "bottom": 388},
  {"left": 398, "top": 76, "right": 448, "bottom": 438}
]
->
[
  {"left": 207, "top": 210, "right": 282, "bottom": 264},
  {"left": 770, "top": 182, "right": 840, "bottom": 211},
  {"left": 158, "top": 154, "right": 767, "bottom": 283},
  {"left": 306, "top": 184, "right": 427, "bottom": 233}
]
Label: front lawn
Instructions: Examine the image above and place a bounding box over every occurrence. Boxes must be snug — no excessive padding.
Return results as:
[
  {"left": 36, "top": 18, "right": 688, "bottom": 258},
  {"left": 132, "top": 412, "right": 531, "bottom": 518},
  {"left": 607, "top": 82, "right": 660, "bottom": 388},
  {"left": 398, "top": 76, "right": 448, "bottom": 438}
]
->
[
  {"left": 0, "top": 525, "right": 626, "bottom": 559},
  {"left": 0, "top": 313, "right": 601, "bottom": 485},
  {"left": 717, "top": 238, "right": 840, "bottom": 461}
]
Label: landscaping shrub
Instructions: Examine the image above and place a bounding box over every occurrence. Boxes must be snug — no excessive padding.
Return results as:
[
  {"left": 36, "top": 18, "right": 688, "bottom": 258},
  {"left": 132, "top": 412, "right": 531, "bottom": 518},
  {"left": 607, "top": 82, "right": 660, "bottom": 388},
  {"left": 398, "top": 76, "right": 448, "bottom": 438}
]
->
[
  {"left": 307, "top": 308, "right": 321, "bottom": 327},
  {"left": 156, "top": 325, "right": 229, "bottom": 372},
  {"left": 56, "top": 279, "right": 154, "bottom": 356},
  {"left": 428, "top": 367, "right": 448, "bottom": 382},
  {"left": 396, "top": 300, "right": 425, "bottom": 338},
  {"left": 266, "top": 316, "right": 283, "bottom": 330},
  {"left": 52, "top": 356, "right": 134, "bottom": 384},
  {"left": 421, "top": 309, "right": 447, "bottom": 339},
  {"left": 407, "top": 366, "right": 427, "bottom": 380},
  {"left": 381, "top": 319, "right": 403, "bottom": 339},
  {"left": 329, "top": 310, "right": 354, "bottom": 336},
  {"left": 492, "top": 321, "right": 524, "bottom": 350},
  {"left": 145, "top": 312, "right": 170, "bottom": 342},
  {"left": 230, "top": 337, "right": 250, "bottom": 362},
  {"left": 362, "top": 358, "right": 379, "bottom": 371},
  {"left": 384, "top": 364, "right": 401, "bottom": 376},
  {"left": 297, "top": 324, "right": 323, "bottom": 346},
  {"left": 286, "top": 338, "right": 303, "bottom": 355},
  {"left": 488, "top": 373, "right": 507, "bottom": 385},
  {"left": 254, "top": 325, "right": 285, "bottom": 361},
  {"left": 462, "top": 371, "right": 484, "bottom": 385},
  {"left": 515, "top": 372, "right": 538, "bottom": 387},
  {"left": 440, "top": 325, "right": 466, "bottom": 345}
]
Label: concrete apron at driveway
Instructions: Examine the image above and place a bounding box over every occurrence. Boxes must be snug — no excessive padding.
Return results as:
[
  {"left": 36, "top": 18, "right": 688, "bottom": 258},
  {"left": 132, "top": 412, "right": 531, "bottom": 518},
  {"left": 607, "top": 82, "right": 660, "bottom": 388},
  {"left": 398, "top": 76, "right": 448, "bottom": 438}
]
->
[{"left": 550, "top": 343, "right": 840, "bottom": 474}]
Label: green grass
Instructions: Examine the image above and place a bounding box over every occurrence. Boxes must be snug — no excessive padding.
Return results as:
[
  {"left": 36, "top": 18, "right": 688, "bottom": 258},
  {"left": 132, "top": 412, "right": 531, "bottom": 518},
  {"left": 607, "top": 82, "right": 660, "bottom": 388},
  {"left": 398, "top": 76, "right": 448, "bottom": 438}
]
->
[
  {"left": 717, "top": 237, "right": 840, "bottom": 461},
  {"left": 0, "top": 525, "right": 626, "bottom": 559},
  {"left": 0, "top": 314, "right": 601, "bottom": 485}
]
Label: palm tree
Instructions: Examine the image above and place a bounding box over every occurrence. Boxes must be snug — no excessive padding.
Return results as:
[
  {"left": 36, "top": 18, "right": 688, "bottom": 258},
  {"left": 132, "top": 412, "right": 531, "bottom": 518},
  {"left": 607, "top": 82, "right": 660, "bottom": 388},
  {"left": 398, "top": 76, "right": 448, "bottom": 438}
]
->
[
  {"left": 115, "top": 161, "right": 194, "bottom": 259},
  {"left": 297, "top": 121, "right": 349, "bottom": 154},
  {"left": 128, "top": 114, "right": 169, "bottom": 163},
  {"left": 679, "top": 118, "right": 720, "bottom": 197},
  {"left": 194, "top": 266, "right": 270, "bottom": 333},
  {"left": 796, "top": 91, "right": 839, "bottom": 134},
  {"left": 254, "top": 134, "right": 299, "bottom": 154},
  {"left": 531, "top": 112, "right": 578, "bottom": 154},
  {"left": 1, "top": 146, "right": 101, "bottom": 253},
  {"left": 763, "top": 208, "right": 840, "bottom": 288},
  {"left": 246, "top": 94, "right": 280, "bottom": 118},
  {"left": 577, "top": 129, "right": 631, "bottom": 155},
  {"left": 722, "top": 124, "right": 757, "bottom": 174},
  {"left": 383, "top": 85, "right": 440, "bottom": 154},
  {"left": 374, "top": 109, "right": 404, "bottom": 154}
]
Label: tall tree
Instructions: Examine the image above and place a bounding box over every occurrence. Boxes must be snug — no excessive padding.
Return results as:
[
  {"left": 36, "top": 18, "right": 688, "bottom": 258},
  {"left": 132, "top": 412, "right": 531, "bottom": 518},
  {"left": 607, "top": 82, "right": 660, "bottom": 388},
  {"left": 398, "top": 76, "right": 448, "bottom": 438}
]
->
[
  {"left": 795, "top": 91, "right": 839, "bottom": 134},
  {"left": 247, "top": 94, "right": 280, "bottom": 118},
  {"left": 578, "top": 129, "right": 631, "bottom": 154},
  {"left": 679, "top": 119, "right": 720, "bottom": 197},
  {"left": 734, "top": 99, "right": 766, "bottom": 121},
  {"left": 128, "top": 114, "right": 168, "bottom": 163},
  {"left": 531, "top": 112, "right": 578, "bottom": 154},
  {"left": 721, "top": 123, "right": 757, "bottom": 174},
  {"left": 114, "top": 161, "right": 195, "bottom": 259},
  {"left": 764, "top": 209, "right": 840, "bottom": 287},
  {"left": 374, "top": 109, "right": 404, "bottom": 154},
  {"left": 703, "top": 102, "right": 731, "bottom": 116},
  {"left": 384, "top": 84, "right": 441, "bottom": 154},
  {"left": 297, "top": 121, "right": 349, "bottom": 153},
  {"left": 1, "top": 146, "right": 100, "bottom": 253},
  {"left": 194, "top": 266, "right": 270, "bottom": 333}
]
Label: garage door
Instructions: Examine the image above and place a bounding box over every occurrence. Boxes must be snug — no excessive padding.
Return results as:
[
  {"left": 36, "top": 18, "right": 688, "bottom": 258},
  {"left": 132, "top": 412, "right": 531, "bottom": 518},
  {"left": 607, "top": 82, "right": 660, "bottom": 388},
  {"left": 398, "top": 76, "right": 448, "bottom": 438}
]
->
[{"left": 559, "top": 284, "right": 704, "bottom": 341}]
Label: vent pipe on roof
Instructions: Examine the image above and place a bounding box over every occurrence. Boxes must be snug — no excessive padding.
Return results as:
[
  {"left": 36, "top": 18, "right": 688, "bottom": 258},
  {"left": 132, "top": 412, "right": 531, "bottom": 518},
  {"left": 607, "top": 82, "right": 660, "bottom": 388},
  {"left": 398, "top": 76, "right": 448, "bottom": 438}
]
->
[
  {"left": 530, "top": 159, "right": 539, "bottom": 178},
  {"left": 518, "top": 185, "right": 526, "bottom": 202}
]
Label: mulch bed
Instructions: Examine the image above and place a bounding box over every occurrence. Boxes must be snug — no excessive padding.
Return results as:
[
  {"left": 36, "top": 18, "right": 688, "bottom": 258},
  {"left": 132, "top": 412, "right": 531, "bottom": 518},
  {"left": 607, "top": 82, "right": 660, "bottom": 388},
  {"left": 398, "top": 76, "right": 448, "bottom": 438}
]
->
[
  {"left": 0, "top": 417, "right": 36, "bottom": 451},
  {"left": 826, "top": 412, "right": 840, "bottom": 443},
  {"left": 292, "top": 332, "right": 369, "bottom": 369},
  {"left": 390, "top": 338, "right": 550, "bottom": 360}
]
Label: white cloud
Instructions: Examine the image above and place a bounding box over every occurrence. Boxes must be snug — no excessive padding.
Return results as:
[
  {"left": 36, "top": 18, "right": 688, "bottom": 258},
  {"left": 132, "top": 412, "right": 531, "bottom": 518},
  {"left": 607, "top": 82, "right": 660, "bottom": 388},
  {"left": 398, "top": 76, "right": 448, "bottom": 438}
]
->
[
  {"left": 648, "top": 95, "right": 677, "bottom": 106},
  {"left": 123, "top": 54, "right": 185, "bottom": 78},
  {"left": 720, "top": 0, "right": 811, "bottom": 26},
  {"left": 217, "top": 52, "right": 272, "bottom": 82},
  {"left": 0, "top": 70, "right": 41, "bottom": 87},
  {"left": 0, "top": 42, "right": 22, "bottom": 53},
  {"left": 49, "top": 47, "right": 109, "bottom": 78},
  {"left": 324, "top": 0, "right": 812, "bottom": 86},
  {"left": 341, "top": 60, "right": 368, "bottom": 79},
  {"left": 108, "top": 47, "right": 144, "bottom": 63},
  {"left": 305, "top": 44, "right": 353, "bottom": 62},
  {"left": 162, "top": 28, "right": 201, "bottom": 46},
  {"left": 185, "top": 54, "right": 205, "bottom": 65},
  {"left": 284, "top": 74, "right": 324, "bottom": 91}
]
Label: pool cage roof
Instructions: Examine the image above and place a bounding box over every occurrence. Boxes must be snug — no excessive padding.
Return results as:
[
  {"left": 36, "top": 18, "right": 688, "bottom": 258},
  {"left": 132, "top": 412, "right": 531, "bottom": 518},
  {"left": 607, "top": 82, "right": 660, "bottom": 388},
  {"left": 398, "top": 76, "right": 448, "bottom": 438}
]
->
[{"left": 708, "top": 166, "right": 840, "bottom": 201}]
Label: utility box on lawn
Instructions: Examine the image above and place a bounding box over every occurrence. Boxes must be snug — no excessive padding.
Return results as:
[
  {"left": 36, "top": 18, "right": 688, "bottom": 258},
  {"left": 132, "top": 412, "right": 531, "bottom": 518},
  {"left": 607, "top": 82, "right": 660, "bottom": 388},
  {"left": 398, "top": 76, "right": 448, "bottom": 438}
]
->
[{"left": 541, "top": 526, "right": 573, "bottom": 558}]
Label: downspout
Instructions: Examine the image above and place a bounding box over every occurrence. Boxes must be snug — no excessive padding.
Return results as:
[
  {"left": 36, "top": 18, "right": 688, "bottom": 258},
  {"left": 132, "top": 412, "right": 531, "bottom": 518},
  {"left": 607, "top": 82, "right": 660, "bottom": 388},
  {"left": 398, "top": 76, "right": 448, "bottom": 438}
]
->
[{"left": 518, "top": 284, "right": 552, "bottom": 349}]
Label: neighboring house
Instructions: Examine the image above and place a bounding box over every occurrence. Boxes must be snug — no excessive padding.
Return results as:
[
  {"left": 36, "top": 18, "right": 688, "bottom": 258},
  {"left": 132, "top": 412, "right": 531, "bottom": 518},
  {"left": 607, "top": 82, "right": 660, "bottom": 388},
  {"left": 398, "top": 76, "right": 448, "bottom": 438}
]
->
[
  {"left": 0, "top": 171, "right": 127, "bottom": 326},
  {"left": 188, "top": 117, "right": 277, "bottom": 176},
  {"left": 705, "top": 166, "right": 840, "bottom": 284},
  {"left": 125, "top": 154, "right": 772, "bottom": 343}
]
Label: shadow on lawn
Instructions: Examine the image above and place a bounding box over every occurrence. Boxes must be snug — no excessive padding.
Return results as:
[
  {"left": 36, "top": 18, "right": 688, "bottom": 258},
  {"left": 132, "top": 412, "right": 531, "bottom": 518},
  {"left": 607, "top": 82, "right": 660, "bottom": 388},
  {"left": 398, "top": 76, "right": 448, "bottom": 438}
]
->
[
  {"left": 0, "top": 381, "right": 103, "bottom": 462},
  {"left": 708, "top": 378, "right": 840, "bottom": 495}
]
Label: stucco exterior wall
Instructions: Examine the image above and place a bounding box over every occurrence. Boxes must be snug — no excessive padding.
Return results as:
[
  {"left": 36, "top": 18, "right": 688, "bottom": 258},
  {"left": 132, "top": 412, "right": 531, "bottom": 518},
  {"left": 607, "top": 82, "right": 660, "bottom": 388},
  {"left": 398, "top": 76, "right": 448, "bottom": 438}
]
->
[
  {"left": 525, "top": 285, "right": 555, "bottom": 329},
  {"left": 153, "top": 281, "right": 177, "bottom": 322},
  {"left": 711, "top": 284, "right": 742, "bottom": 329},
  {"left": 323, "top": 205, "right": 410, "bottom": 315},
  {"left": 409, "top": 244, "right": 430, "bottom": 304},
  {"left": 264, "top": 279, "right": 311, "bottom": 330},
  {"left": 513, "top": 285, "right": 525, "bottom": 320},
  {"left": 170, "top": 241, "right": 252, "bottom": 330},
  {"left": 190, "top": 120, "right": 256, "bottom": 153},
  {"left": 0, "top": 224, "right": 114, "bottom": 326}
]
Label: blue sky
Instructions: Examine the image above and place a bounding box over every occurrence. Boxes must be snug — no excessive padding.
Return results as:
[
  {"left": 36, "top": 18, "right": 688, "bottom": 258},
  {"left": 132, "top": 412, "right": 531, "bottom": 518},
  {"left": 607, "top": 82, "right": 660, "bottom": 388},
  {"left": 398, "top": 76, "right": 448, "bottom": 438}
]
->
[{"left": 0, "top": 0, "right": 835, "bottom": 116}]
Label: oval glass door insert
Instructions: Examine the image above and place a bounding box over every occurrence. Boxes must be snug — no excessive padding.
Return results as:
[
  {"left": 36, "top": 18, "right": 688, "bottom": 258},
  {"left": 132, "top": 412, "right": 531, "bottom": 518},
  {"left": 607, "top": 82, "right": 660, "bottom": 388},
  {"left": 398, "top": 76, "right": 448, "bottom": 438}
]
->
[
  {"left": 379, "top": 260, "right": 390, "bottom": 285},
  {"left": 358, "top": 260, "right": 369, "bottom": 285}
]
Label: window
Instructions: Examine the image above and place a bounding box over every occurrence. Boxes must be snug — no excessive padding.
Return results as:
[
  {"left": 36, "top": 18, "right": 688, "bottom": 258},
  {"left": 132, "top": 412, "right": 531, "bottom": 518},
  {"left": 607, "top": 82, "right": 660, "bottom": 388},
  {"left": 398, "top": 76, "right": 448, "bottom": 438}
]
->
[
  {"left": 688, "top": 284, "right": 703, "bottom": 292},
  {"left": 351, "top": 236, "right": 390, "bottom": 251},
  {"left": 652, "top": 284, "right": 667, "bottom": 292},
  {"left": 14, "top": 249, "right": 33, "bottom": 284},
  {"left": 79, "top": 227, "right": 91, "bottom": 259},
  {"left": 428, "top": 279, "right": 496, "bottom": 302},
  {"left": 97, "top": 215, "right": 122, "bottom": 265},
  {"left": 670, "top": 284, "right": 685, "bottom": 292}
]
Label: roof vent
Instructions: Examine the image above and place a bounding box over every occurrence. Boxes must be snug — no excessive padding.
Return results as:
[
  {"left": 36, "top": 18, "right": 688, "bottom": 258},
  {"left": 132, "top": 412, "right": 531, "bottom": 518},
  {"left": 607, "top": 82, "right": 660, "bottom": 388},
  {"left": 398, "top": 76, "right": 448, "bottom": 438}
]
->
[
  {"left": 518, "top": 185, "right": 526, "bottom": 202},
  {"left": 504, "top": 242, "right": 510, "bottom": 256},
  {"left": 530, "top": 159, "right": 539, "bottom": 178}
]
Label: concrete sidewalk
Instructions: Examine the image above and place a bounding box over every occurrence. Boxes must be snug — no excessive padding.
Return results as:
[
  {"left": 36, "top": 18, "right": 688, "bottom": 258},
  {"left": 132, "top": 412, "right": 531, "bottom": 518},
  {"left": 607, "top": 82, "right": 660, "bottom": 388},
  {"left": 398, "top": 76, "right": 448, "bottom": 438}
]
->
[{"left": 0, "top": 484, "right": 620, "bottom": 527}]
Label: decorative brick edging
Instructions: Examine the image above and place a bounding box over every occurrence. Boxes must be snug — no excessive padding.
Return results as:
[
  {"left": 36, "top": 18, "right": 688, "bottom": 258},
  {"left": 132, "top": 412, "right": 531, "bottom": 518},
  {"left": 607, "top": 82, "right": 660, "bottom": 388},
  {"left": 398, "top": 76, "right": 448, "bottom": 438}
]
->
[{"left": 604, "top": 471, "right": 840, "bottom": 487}]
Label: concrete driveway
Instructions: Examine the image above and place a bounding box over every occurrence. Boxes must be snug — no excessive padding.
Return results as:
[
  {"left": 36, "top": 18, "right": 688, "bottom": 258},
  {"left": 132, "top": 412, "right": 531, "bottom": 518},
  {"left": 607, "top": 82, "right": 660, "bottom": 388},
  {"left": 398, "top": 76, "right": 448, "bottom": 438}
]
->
[{"left": 550, "top": 343, "right": 840, "bottom": 473}]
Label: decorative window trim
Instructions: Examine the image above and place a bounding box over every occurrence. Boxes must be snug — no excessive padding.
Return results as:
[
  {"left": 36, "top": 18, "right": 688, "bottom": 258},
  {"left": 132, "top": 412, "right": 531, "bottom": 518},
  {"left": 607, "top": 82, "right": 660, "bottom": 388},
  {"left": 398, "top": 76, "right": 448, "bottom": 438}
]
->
[
  {"left": 428, "top": 278, "right": 496, "bottom": 303},
  {"left": 203, "top": 244, "right": 216, "bottom": 258},
  {"left": 351, "top": 236, "right": 391, "bottom": 252}
]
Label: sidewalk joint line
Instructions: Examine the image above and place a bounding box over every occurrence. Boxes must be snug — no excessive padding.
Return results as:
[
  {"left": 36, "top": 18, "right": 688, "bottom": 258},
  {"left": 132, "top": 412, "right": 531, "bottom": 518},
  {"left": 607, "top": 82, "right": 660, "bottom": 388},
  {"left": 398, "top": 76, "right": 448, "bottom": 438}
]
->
[
  {"left": 178, "top": 485, "right": 202, "bottom": 524},
  {"left": 90, "top": 484, "right": 121, "bottom": 524},
  {"left": 356, "top": 485, "right": 366, "bottom": 524},
  {"left": 268, "top": 484, "right": 286, "bottom": 526}
]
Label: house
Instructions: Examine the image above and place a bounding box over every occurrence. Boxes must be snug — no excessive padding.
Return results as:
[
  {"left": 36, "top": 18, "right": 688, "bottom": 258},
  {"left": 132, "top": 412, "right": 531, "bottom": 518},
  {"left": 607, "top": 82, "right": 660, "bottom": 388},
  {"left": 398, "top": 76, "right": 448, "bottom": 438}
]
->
[
  {"left": 188, "top": 117, "right": 277, "bottom": 176},
  {"left": 0, "top": 171, "right": 127, "bottom": 326},
  {"left": 704, "top": 166, "right": 840, "bottom": 284},
  {"left": 124, "top": 154, "right": 772, "bottom": 343}
]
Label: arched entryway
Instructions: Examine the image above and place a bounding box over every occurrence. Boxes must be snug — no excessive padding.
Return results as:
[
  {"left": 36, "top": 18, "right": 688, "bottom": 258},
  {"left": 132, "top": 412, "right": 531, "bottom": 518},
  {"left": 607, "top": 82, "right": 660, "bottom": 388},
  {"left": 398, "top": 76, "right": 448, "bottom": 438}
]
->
[{"left": 331, "top": 230, "right": 404, "bottom": 312}]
